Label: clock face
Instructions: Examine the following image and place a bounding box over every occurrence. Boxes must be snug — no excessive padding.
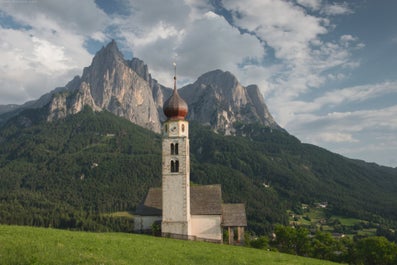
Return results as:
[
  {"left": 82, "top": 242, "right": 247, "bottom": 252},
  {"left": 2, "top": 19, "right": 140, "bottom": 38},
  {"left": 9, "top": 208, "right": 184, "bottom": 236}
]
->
[{"left": 168, "top": 124, "right": 178, "bottom": 135}]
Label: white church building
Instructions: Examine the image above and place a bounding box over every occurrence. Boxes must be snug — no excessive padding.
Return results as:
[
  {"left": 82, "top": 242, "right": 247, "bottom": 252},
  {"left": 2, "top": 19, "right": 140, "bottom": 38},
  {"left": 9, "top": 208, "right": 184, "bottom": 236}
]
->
[{"left": 134, "top": 70, "right": 247, "bottom": 244}]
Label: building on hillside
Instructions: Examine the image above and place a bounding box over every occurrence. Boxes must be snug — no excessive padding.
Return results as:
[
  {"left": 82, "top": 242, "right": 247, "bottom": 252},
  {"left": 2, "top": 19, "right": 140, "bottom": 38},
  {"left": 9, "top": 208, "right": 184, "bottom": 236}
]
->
[{"left": 134, "top": 66, "right": 247, "bottom": 244}]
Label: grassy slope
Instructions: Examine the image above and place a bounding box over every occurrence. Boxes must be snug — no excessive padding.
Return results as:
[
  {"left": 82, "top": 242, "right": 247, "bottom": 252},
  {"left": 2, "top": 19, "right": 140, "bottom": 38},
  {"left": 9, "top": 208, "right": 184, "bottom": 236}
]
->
[{"left": 0, "top": 225, "right": 337, "bottom": 265}]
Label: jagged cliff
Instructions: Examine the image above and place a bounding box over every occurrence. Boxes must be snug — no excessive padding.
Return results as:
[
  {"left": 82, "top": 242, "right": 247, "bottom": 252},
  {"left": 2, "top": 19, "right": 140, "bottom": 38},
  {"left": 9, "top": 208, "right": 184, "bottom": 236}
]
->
[
  {"left": 2, "top": 40, "right": 281, "bottom": 134},
  {"left": 179, "top": 70, "right": 280, "bottom": 134},
  {"left": 47, "top": 40, "right": 161, "bottom": 132}
]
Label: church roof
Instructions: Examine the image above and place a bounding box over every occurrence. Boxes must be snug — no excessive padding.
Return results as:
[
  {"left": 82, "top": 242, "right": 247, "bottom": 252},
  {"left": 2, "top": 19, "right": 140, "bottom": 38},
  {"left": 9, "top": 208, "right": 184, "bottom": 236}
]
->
[
  {"left": 191, "top": 185, "right": 222, "bottom": 215},
  {"left": 135, "top": 185, "right": 222, "bottom": 216},
  {"left": 135, "top": 187, "right": 162, "bottom": 216},
  {"left": 222, "top": 203, "right": 247, "bottom": 227},
  {"left": 136, "top": 186, "right": 247, "bottom": 227}
]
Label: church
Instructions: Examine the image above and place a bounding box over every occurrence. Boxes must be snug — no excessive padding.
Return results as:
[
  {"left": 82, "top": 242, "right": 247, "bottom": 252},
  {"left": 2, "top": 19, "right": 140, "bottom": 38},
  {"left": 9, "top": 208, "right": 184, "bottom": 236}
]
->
[{"left": 134, "top": 68, "right": 247, "bottom": 244}]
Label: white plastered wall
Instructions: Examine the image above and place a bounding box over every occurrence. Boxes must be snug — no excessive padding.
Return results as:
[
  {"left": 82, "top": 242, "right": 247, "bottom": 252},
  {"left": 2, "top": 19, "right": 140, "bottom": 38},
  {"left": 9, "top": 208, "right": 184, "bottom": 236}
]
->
[
  {"left": 191, "top": 215, "right": 222, "bottom": 241},
  {"left": 134, "top": 216, "right": 162, "bottom": 232}
]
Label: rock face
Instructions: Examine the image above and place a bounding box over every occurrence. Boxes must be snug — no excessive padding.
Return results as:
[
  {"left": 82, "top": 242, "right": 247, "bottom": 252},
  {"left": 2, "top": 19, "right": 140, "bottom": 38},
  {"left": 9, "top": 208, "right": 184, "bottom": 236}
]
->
[
  {"left": 5, "top": 40, "right": 281, "bottom": 134},
  {"left": 179, "top": 70, "right": 280, "bottom": 134},
  {"left": 47, "top": 40, "right": 161, "bottom": 133}
]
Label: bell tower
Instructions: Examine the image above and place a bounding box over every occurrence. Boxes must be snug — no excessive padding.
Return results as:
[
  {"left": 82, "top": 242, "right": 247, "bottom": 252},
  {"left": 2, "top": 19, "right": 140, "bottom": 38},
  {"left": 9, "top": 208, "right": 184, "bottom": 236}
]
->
[{"left": 161, "top": 63, "right": 191, "bottom": 238}]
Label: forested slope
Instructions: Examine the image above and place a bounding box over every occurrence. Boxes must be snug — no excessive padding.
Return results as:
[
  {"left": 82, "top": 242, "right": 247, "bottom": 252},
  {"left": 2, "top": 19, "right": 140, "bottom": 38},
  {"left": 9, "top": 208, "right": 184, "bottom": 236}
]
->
[{"left": 0, "top": 107, "right": 396, "bottom": 234}]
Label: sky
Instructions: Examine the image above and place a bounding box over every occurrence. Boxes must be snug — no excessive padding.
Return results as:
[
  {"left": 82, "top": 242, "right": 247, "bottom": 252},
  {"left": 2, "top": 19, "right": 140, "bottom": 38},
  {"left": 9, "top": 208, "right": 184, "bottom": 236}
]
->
[{"left": 0, "top": 0, "right": 396, "bottom": 167}]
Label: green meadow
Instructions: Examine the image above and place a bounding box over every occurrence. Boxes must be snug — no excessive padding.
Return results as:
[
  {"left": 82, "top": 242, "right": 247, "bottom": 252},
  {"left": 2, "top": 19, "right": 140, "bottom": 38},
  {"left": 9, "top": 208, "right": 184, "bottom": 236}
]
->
[{"left": 0, "top": 225, "right": 338, "bottom": 265}]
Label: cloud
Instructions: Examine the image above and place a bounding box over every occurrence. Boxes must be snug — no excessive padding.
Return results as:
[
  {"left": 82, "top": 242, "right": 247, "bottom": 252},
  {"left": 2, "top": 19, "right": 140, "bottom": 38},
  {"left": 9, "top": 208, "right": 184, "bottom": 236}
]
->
[
  {"left": 217, "top": 0, "right": 363, "bottom": 102},
  {"left": 285, "top": 101, "right": 397, "bottom": 161},
  {"left": 115, "top": 1, "right": 264, "bottom": 88},
  {"left": 314, "top": 81, "right": 397, "bottom": 107},
  {"left": 270, "top": 81, "right": 397, "bottom": 128},
  {"left": 321, "top": 2, "right": 353, "bottom": 16},
  {"left": 296, "top": 0, "right": 322, "bottom": 11},
  {"left": 265, "top": 78, "right": 397, "bottom": 164},
  {"left": 314, "top": 132, "right": 358, "bottom": 143},
  {"left": 0, "top": 0, "right": 111, "bottom": 104},
  {"left": 0, "top": 0, "right": 109, "bottom": 36}
]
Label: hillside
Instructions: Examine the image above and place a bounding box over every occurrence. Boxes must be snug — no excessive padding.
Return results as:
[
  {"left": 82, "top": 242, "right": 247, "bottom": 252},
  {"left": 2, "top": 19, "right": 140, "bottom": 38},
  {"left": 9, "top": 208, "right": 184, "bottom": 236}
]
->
[
  {"left": 0, "top": 107, "right": 397, "bottom": 235},
  {"left": 0, "top": 225, "right": 339, "bottom": 265},
  {"left": 0, "top": 107, "right": 161, "bottom": 231}
]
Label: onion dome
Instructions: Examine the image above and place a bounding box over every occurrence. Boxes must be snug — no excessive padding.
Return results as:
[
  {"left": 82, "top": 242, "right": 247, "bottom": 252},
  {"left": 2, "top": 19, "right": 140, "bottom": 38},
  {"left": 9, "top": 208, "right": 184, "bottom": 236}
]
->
[{"left": 163, "top": 64, "right": 188, "bottom": 120}]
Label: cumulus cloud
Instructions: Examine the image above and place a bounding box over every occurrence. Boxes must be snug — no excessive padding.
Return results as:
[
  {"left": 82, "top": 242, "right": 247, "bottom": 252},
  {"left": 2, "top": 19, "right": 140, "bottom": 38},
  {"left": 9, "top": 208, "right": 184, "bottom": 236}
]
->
[
  {"left": 0, "top": 0, "right": 110, "bottom": 104},
  {"left": 218, "top": 0, "right": 362, "bottom": 101},
  {"left": 0, "top": 0, "right": 109, "bottom": 36},
  {"left": 115, "top": 1, "right": 264, "bottom": 88}
]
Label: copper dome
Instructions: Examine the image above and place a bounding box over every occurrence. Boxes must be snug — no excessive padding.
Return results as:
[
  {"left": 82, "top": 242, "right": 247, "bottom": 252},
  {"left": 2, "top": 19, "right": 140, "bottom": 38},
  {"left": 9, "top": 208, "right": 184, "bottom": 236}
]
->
[{"left": 163, "top": 85, "right": 188, "bottom": 120}]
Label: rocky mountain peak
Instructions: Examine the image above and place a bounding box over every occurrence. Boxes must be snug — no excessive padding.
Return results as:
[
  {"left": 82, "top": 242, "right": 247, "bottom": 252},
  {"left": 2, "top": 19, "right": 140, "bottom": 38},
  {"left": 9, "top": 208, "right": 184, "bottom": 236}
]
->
[
  {"left": 96, "top": 40, "right": 124, "bottom": 63},
  {"left": 2, "top": 40, "right": 281, "bottom": 135},
  {"left": 46, "top": 40, "right": 161, "bottom": 133},
  {"left": 195, "top": 70, "right": 238, "bottom": 91},
  {"left": 84, "top": 40, "right": 124, "bottom": 77},
  {"left": 179, "top": 70, "right": 281, "bottom": 134}
]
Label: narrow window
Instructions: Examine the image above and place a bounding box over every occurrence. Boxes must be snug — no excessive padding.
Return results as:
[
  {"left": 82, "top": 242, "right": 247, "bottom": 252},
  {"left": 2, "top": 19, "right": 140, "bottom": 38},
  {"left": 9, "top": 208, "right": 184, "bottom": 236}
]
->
[
  {"left": 175, "top": 143, "right": 179, "bottom": 155},
  {"left": 171, "top": 160, "right": 175, "bottom": 172},
  {"left": 171, "top": 143, "right": 175, "bottom": 155},
  {"left": 182, "top": 124, "right": 185, "bottom": 132},
  {"left": 175, "top": 160, "right": 179, "bottom": 172},
  {"left": 170, "top": 160, "right": 179, "bottom": 173}
]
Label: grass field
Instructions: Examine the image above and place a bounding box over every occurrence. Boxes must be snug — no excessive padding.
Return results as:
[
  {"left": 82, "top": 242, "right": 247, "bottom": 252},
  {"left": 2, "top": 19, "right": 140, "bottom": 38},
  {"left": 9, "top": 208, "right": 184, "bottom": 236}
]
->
[{"left": 0, "top": 225, "right": 339, "bottom": 265}]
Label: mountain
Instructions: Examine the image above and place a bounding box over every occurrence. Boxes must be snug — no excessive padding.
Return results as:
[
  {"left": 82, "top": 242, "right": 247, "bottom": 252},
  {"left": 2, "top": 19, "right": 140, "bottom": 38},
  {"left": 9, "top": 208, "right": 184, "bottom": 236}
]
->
[
  {"left": 0, "top": 107, "right": 397, "bottom": 236},
  {"left": 46, "top": 40, "right": 161, "bottom": 133},
  {"left": 1, "top": 40, "right": 397, "bottom": 236},
  {"left": 180, "top": 70, "right": 280, "bottom": 134},
  {"left": 0, "top": 40, "right": 280, "bottom": 134}
]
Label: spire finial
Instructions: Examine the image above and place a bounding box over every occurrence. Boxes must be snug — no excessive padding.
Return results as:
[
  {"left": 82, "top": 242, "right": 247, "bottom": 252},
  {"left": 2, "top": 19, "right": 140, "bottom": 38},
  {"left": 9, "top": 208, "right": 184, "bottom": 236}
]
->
[{"left": 173, "top": 62, "right": 177, "bottom": 90}]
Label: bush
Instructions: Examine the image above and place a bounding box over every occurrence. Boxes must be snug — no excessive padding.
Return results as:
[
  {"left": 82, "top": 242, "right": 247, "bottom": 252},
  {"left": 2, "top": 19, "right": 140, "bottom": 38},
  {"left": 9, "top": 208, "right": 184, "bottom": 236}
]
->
[{"left": 250, "top": 236, "right": 269, "bottom": 249}]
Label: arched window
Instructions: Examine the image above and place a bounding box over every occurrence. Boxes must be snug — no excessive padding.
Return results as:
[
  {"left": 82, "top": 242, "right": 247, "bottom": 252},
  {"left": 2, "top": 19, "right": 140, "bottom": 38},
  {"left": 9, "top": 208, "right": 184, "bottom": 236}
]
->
[
  {"left": 171, "top": 160, "right": 175, "bottom": 172},
  {"left": 175, "top": 160, "right": 179, "bottom": 172},
  {"left": 171, "top": 160, "right": 179, "bottom": 173},
  {"left": 182, "top": 124, "right": 185, "bottom": 132},
  {"left": 171, "top": 143, "right": 175, "bottom": 155},
  {"left": 171, "top": 143, "right": 178, "bottom": 155}
]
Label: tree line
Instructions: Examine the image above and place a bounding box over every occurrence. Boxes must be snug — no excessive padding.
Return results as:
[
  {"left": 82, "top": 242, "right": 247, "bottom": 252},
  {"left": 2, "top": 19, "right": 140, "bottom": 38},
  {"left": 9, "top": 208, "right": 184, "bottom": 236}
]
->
[{"left": 247, "top": 225, "right": 397, "bottom": 265}]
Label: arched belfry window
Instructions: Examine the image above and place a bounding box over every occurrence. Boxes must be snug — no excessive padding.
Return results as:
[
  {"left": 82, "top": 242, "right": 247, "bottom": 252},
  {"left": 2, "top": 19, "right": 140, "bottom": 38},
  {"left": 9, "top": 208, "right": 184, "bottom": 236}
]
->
[
  {"left": 175, "top": 160, "right": 179, "bottom": 172},
  {"left": 171, "top": 143, "right": 179, "bottom": 155},
  {"left": 171, "top": 160, "right": 179, "bottom": 173},
  {"left": 171, "top": 160, "right": 175, "bottom": 172}
]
